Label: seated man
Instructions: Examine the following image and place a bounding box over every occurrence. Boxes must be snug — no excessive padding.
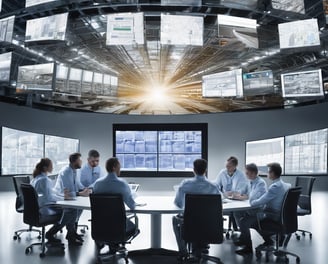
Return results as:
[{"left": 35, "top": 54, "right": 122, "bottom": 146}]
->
[
  {"left": 235, "top": 162, "right": 291, "bottom": 255},
  {"left": 173, "top": 159, "right": 220, "bottom": 260},
  {"left": 233, "top": 163, "right": 267, "bottom": 235},
  {"left": 80, "top": 149, "right": 104, "bottom": 188},
  {"left": 93, "top": 157, "right": 138, "bottom": 253}
]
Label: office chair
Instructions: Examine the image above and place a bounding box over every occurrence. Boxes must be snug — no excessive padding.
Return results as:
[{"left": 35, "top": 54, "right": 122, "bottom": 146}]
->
[
  {"left": 89, "top": 194, "right": 140, "bottom": 264},
  {"left": 21, "top": 184, "right": 64, "bottom": 258},
  {"left": 12, "top": 175, "right": 41, "bottom": 240},
  {"left": 294, "top": 176, "right": 316, "bottom": 240},
  {"left": 182, "top": 194, "right": 224, "bottom": 263},
  {"left": 256, "top": 187, "right": 302, "bottom": 264}
]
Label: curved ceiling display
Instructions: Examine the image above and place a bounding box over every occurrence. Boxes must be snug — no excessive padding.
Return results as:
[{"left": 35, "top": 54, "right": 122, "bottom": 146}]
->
[{"left": 0, "top": 0, "right": 328, "bottom": 115}]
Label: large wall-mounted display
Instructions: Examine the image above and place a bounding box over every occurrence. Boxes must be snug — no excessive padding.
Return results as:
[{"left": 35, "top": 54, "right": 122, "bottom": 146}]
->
[
  {"left": 1, "top": 126, "right": 79, "bottom": 175},
  {"left": 202, "top": 69, "right": 243, "bottom": 98},
  {"left": 160, "top": 14, "right": 203, "bottom": 46},
  {"left": 271, "top": 0, "right": 305, "bottom": 14},
  {"left": 25, "top": 13, "right": 68, "bottom": 42},
  {"left": 113, "top": 123, "right": 207, "bottom": 177},
  {"left": 243, "top": 70, "right": 274, "bottom": 96},
  {"left": 25, "top": 0, "right": 57, "bottom": 8},
  {"left": 0, "top": 52, "right": 12, "bottom": 83},
  {"left": 106, "top": 12, "right": 144, "bottom": 45},
  {"left": 0, "top": 16, "right": 15, "bottom": 43},
  {"left": 281, "top": 69, "right": 323, "bottom": 98}
]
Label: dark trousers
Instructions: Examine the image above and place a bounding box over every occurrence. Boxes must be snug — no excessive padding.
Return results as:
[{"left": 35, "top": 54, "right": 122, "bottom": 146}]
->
[{"left": 47, "top": 208, "right": 80, "bottom": 236}]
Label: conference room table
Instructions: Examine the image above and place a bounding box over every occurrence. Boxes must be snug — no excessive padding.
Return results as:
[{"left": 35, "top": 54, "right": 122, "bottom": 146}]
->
[{"left": 57, "top": 195, "right": 253, "bottom": 255}]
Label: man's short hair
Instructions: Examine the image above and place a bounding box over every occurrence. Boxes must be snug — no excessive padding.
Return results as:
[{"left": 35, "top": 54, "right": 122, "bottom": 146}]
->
[
  {"left": 227, "top": 156, "right": 238, "bottom": 166},
  {"left": 245, "top": 163, "right": 258, "bottom": 175},
  {"left": 106, "top": 157, "right": 120, "bottom": 173},
  {"left": 193, "top": 159, "right": 207, "bottom": 175},
  {"left": 88, "top": 149, "right": 100, "bottom": 158},
  {"left": 267, "top": 162, "right": 282, "bottom": 177},
  {"left": 69, "top": 152, "right": 81, "bottom": 164}
]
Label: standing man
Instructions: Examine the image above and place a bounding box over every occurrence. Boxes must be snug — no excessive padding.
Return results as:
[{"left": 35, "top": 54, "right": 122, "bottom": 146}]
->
[
  {"left": 235, "top": 162, "right": 291, "bottom": 255},
  {"left": 80, "top": 149, "right": 104, "bottom": 188},
  {"left": 173, "top": 159, "right": 220, "bottom": 260},
  {"left": 54, "top": 152, "right": 90, "bottom": 245},
  {"left": 93, "top": 157, "right": 138, "bottom": 253},
  {"left": 215, "top": 156, "right": 248, "bottom": 197}
]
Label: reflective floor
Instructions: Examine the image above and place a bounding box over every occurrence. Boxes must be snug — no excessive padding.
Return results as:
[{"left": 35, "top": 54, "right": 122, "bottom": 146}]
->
[{"left": 0, "top": 191, "right": 327, "bottom": 264}]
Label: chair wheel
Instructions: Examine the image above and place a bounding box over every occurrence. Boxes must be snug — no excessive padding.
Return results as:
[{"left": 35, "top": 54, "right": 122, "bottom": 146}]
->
[
  {"left": 80, "top": 229, "right": 86, "bottom": 234},
  {"left": 302, "top": 232, "right": 305, "bottom": 236},
  {"left": 39, "top": 253, "right": 46, "bottom": 258},
  {"left": 37, "top": 235, "right": 42, "bottom": 239},
  {"left": 309, "top": 234, "right": 312, "bottom": 240},
  {"left": 225, "top": 233, "right": 230, "bottom": 239},
  {"left": 296, "top": 235, "right": 300, "bottom": 240},
  {"left": 25, "top": 247, "right": 32, "bottom": 255},
  {"left": 13, "top": 235, "right": 18, "bottom": 240}
]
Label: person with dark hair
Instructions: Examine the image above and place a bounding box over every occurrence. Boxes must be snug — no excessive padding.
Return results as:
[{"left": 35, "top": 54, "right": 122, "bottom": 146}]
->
[
  {"left": 54, "top": 152, "right": 90, "bottom": 245},
  {"left": 80, "top": 149, "right": 104, "bottom": 188},
  {"left": 31, "top": 158, "right": 77, "bottom": 244},
  {"left": 215, "top": 156, "right": 248, "bottom": 197},
  {"left": 172, "top": 159, "right": 220, "bottom": 260},
  {"left": 93, "top": 157, "right": 138, "bottom": 253},
  {"left": 235, "top": 162, "right": 291, "bottom": 255}
]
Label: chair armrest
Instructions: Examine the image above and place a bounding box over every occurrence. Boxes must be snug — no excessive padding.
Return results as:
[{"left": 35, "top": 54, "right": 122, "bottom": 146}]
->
[{"left": 127, "top": 213, "right": 139, "bottom": 229}]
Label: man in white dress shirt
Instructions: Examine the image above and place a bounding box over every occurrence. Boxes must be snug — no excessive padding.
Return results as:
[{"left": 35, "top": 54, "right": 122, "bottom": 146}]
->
[{"left": 80, "top": 149, "right": 104, "bottom": 188}]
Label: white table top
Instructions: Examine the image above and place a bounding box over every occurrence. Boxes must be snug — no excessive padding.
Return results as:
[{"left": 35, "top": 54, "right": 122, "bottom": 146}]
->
[{"left": 56, "top": 195, "right": 253, "bottom": 214}]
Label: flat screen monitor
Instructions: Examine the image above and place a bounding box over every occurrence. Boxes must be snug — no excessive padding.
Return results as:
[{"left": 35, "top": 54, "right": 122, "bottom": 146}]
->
[
  {"left": 246, "top": 137, "right": 284, "bottom": 175},
  {"left": 160, "top": 14, "right": 203, "bottom": 46},
  {"left": 1, "top": 127, "right": 44, "bottom": 175},
  {"left": 271, "top": 0, "right": 305, "bottom": 14},
  {"left": 106, "top": 12, "right": 144, "bottom": 45},
  {"left": 285, "top": 128, "right": 327, "bottom": 174},
  {"left": 113, "top": 123, "right": 207, "bottom": 177},
  {"left": 16, "top": 63, "right": 54, "bottom": 92},
  {"left": 243, "top": 70, "right": 274, "bottom": 96},
  {"left": 25, "top": 13, "right": 68, "bottom": 42},
  {"left": 45, "top": 135, "right": 79, "bottom": 174},
  {"left": 0, "top": 16, "right": 15, "bottom": 43},
  {"left": 278, "top": 19, "right": 320, "bottom": 49},
  {"left": 0, "top": 52, "right": 12, "bottom": 82},
  {"left": 218, "top": 15, "right": 258, "bottom": 48},
  {"left": 67, "top": 68, "right": 82, "bottom": 95},
  {"left": 26, "top": 0, "right": 57, "bottom": 7},
  {"left": 55, "top": 64, "right": 68, "bottom": 92},
  {"left": 202, "top": 69, "right": 243, "bottom": 98},
  {"left": 281, "top": 69, "right": 323, "bottom": 98}
]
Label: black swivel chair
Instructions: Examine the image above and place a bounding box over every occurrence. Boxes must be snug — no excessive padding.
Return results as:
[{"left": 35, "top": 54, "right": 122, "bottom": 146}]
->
[
  {"left": 12, "top": 175, "right": 41, "bottom": 240},
  {"left": 256, "top": 187, "right": 302, "bottom": 264},
  {"left": 294, "top": 176, "right": 316, "bottom": 240},
  {"left": 89, "top": 194, "right": 140, "bottom": 264},
  {"left": 21, "top": 183, "right": 64, "bottom": 258},
  {"left": 182, "top": 194, "right": 224, "bottom": 263}
]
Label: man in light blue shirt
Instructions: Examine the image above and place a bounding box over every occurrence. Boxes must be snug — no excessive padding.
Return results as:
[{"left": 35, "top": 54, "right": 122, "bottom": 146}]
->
[
  {"left": 173, "top": 159, "right": 220, "bottom": 259},
  {"left": 235, "top": 162, "right": 291, "bottom": 255},
  {"left": 54, "top": 153, "right": 90, "bottom": 245},
  {"left": 215, "top": 156, "right": 248, "bottom": 197},
  {"left": 93, "top": 157, "right": 137, "bottom": 253},
  {"left": 80, "top": 149, "right": 104, "bottom": 188}
]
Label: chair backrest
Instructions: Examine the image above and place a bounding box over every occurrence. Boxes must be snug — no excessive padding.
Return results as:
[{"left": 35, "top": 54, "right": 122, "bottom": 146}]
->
[
  {"left": 182, "top": 194, "right": 223, "bottom": 245},
  {"left": 89, "top": 193, "right": 127, "bottom": 243},
  {"left": 12, "top": 175, "right": 30, "bottom": 212},
  {"left": 295, "top": 176, "right": 316, "bottom": 212},
  {"left": 20, "top": 183, "right": 41, "bottom": 227},
  {"left": 281, "top": 187, "right": 302, "bottom": 234}
]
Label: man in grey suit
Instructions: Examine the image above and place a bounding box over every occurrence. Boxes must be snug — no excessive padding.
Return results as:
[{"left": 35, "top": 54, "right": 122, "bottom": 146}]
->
[{"left": 235, "top": 162, "right": 291, "bottom": 255}]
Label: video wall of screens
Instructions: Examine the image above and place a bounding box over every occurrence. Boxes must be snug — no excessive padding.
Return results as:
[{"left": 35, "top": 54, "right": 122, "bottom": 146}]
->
[
  {"left": 217, "top": 15, "right": 258, "bottom": 48},
  {"left": 45, "top": 135, "right": 79, "bottom": 174},
  {"left": 246, "top": 128, "right": 328, "bottom": 175},
  {"left": 26, "top": 0, "right": 57, "bottom": 8},
  {"left": 246, "top": 137, "right": 284, "bottom": 175},
  {"left": 243, "top": 70, "right": 274, "bottom": 96},
  {"left": 285, "top": 129, "right": 328, "bottom": 175},
  {"left": 202, "top": 69, "right": 243, "bottom": 98},
  {"left": 281, "top": 69, "right": 323, "bottom": 98},
  {"left": 0, "top": 52, "right": 12, "bottom": 83},
  {"left": 113, "top": 123, "right": 207, "bottom": 177},
  {"left": 271, "top": 0, "right": 305, "bottom": 14},
  {"left": 25, "top": 13, "right": 68, "bottom": 42},
  {"left": 106, "top": 12, "right": 144, "bottom": 45},
  {"left": 16, "top": 63, "right": 54, "bottom": 92},
  {"left": 0, "top": 16, "right": 15, "bottom": 43},
  {"left": 1, "top": 126, "right": 79, "bottom": 175},
  {"left": 278, "top": 19, "right": 320, "bottom": 49},
  {"left": 160, "top": 14, "right": 203, "bottom": 46}
]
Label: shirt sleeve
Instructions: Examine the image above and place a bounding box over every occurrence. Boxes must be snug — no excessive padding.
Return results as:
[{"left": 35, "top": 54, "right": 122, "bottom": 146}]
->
[
  {"left": 214, "top": 171, "right": 223, "bottom": 191},
  {"left": 250, "top": 183, "right": 278, "bottom": 207},
  {"left": 54, "top": 173, "right": 64, "bottom": 195},
  {"left": 123, "top": 183, "right": 136, "bottom": 210}
]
